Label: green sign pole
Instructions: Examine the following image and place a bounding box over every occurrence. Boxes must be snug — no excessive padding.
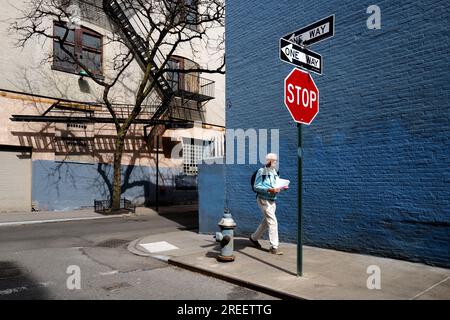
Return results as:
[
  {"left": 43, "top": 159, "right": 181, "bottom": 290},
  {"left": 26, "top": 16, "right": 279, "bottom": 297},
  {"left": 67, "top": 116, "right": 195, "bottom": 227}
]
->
[{"left": 297, "top": 122, "right": 303, "bottom": 277}]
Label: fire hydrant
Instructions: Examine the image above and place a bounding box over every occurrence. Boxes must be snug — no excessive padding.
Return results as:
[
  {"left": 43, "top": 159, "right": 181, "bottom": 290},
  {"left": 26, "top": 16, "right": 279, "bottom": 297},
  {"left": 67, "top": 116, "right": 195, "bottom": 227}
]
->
[{"left": 215, "top": 209, "right": 236, "bottom": 262}]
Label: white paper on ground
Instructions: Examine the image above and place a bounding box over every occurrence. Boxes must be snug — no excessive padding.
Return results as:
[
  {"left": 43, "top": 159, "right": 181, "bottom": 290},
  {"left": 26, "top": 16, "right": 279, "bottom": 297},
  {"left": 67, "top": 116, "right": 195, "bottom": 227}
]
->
[
  {"left": 140, "top": 241, "right": 179, "bottom": 253},
  {"left": 274, "top": 178, "right": 290, "bottom": 189}
]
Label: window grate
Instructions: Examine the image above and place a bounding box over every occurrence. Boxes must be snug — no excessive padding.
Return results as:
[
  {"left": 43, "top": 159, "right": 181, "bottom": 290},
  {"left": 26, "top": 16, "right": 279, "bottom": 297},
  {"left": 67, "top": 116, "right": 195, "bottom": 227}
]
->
[{"left": 182, "top": 138, "right": 213, "bottom": 175}]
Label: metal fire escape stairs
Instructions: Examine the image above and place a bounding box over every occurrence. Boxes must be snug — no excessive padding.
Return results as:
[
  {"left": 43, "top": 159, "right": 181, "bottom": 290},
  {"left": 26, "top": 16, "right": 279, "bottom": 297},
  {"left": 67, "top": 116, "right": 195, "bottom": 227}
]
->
[
  {"left": 103, "top": 0, "right": 175, "bottom": 148},
  {"left": 103, "top": 0, "right": 213, "bottom": 149}
]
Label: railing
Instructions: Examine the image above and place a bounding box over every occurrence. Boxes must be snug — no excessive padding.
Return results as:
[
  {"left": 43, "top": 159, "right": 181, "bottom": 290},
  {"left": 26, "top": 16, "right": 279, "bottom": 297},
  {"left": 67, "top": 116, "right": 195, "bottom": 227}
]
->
[
  {"left": 198, "top": 76, "right": 215, "bottom": 100},
  {"left": 42, "top": 103, "right": 158, "bottom": 121},
  {"left": 94, "top": 198, "right": 135, "bottom": 214},
  {"left": 37, "top": 102, "right": 205, "bottom": 124},
  {"left": 168, "top": 73, "right": 215, "bottom": 101},
  {"left": 94, "top": 104, "right": 159, "bottom": 120}
]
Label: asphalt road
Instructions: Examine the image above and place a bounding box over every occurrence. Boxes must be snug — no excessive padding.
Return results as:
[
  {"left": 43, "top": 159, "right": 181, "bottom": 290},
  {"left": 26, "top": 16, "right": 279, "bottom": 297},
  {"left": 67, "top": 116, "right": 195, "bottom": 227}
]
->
[{"left": 0, "top": 210, "right": 277, "bottom": 300}]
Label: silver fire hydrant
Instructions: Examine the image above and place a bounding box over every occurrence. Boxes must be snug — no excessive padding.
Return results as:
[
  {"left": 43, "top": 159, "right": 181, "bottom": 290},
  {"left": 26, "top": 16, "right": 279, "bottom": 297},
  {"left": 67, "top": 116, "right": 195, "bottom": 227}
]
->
[{"left": 215, "top": 209, "right": 236, "bottom": 262}]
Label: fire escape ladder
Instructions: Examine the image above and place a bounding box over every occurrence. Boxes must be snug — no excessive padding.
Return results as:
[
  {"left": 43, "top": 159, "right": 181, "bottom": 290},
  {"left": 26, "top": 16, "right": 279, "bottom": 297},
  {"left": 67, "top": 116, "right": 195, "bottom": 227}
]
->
[{"left": 103, "top": 0, "right": 174, "bottom": 137}]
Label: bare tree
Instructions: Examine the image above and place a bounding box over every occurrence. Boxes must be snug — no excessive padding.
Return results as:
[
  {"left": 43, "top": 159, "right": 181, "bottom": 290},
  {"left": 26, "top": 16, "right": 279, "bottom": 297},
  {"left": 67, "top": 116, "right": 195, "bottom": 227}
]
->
[{"left": 10, "top": 0, "right": 225, "bottom": 211}]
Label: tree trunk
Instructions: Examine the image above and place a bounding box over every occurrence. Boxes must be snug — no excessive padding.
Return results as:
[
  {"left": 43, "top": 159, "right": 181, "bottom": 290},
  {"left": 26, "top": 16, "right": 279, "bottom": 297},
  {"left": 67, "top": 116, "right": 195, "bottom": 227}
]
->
[{"left": 112, "top": 133, "right": 125, "bottom": 210}]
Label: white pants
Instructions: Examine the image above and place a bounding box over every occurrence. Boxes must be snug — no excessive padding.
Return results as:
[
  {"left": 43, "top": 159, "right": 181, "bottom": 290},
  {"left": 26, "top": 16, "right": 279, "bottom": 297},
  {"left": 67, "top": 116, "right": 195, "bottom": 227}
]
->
[{"left": 251, "top": 197, "right": 279, "bottom": 249}]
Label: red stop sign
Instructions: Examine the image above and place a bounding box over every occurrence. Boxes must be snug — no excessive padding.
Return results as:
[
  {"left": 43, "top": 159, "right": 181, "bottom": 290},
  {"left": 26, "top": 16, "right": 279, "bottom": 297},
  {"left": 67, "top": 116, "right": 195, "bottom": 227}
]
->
[{"left": 284, "top": 68, "right": 319, "bottom": 125}]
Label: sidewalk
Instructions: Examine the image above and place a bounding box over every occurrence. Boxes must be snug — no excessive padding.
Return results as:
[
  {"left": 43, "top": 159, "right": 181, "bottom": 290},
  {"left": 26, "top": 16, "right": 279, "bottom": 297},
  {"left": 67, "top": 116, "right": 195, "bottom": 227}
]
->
[
  {"left": 128, "top": 230, "right": 450, "bottom": 300},
  {"left": 0, "top": 207, "right": 151, "bottom": 227}
]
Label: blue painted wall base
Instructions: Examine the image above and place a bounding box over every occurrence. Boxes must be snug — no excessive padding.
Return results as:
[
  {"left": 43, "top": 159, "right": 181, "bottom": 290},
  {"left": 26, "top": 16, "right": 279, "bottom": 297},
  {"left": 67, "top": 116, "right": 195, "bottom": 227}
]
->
[
  {"left": 32, "top": 160, "right": 197, "bottom": 211},
  {"left": 198, "top": 160, "right": 225, "bottom": 234}
]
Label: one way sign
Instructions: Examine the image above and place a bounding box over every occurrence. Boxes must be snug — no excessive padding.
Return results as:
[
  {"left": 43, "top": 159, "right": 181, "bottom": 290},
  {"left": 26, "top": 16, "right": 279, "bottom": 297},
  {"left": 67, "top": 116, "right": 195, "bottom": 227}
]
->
[
  {"left": 282, "top": 15, "right": 334, "bottom": 46},
  {"left": 279, "top": 38, "right": 322, "bottom": 75}
]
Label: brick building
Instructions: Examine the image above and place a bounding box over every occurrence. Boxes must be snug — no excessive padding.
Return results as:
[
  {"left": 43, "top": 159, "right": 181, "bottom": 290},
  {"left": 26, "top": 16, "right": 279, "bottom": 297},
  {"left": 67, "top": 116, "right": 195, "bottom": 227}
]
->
[{"left": 207, "top": 0, "right": 449, "bottom": 268}]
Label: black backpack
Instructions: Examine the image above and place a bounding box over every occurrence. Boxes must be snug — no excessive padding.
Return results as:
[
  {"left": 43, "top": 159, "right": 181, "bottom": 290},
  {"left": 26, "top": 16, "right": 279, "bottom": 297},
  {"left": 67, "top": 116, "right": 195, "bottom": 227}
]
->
[{"left": 251, "top": 167, "right": 279, "bottom": 193}]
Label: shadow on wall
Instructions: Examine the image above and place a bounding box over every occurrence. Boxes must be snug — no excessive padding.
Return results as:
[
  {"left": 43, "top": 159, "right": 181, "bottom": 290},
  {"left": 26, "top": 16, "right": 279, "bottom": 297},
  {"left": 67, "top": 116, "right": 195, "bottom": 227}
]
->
[
  {"left": 31, "top": 160, "right": 198, "bottom": 211},
  {"left": 10, "top": 130, "right": 198, "bottom": 211}
]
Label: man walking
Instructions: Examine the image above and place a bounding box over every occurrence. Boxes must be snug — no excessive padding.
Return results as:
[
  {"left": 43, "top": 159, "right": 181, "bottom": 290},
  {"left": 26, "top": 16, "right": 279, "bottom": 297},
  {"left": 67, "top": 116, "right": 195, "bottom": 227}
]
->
[{"left": 249, "top": 153, "right": 286, "bottom": 255}]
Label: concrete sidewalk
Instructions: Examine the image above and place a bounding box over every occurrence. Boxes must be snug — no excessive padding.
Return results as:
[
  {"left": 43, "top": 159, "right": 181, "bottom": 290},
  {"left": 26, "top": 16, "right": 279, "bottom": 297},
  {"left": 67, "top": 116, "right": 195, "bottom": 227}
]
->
[
  {"left": 0, "top": 207, "right": 154, "bottom": 227},
  {"left": 128, "top": 230, "right": 450, "bottom": 300}
]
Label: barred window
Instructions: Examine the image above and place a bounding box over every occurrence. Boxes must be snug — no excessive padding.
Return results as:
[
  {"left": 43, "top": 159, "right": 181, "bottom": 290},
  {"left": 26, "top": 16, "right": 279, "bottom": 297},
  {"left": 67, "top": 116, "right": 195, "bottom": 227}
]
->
[{"left": 182, "top": 138, "right": 212, "bottom": 175}]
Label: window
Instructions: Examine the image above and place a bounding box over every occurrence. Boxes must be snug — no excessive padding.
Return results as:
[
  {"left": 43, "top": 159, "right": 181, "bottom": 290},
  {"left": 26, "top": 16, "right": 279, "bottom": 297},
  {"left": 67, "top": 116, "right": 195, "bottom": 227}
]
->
[
  {"left": 185, "top": 0, "right": 199, "bottom": 26},
  {"left": 182, "top": 138, "right": 213, "bottom": 175},
  {"left": 167, "top": 56, "right": 200, "bottom": 93},
  {"left": 167, "top": 58, "right": 181, "bottom": 91},
  {"left": 172, "top": 0, "right": 199, "bottom": 30},
  {"left": 53, "top": 22, "right": 103, "bottom": 76}
]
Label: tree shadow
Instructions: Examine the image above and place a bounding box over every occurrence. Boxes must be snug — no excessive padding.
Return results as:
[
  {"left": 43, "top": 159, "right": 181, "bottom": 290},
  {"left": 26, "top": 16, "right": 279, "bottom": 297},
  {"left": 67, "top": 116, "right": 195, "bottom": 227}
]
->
[
  {"left": 10, "top": 125, "right": 198, "bottom": 211},
  {"left": 0, "top": 261, "right": 51, "bottom": 300}
]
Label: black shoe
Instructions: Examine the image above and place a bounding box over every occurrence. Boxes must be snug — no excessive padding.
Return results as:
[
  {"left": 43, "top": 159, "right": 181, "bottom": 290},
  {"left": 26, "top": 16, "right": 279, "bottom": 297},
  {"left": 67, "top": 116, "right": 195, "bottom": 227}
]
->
[
  {"left": 270, "top": 247, "right": 284, "bottom": 255},
  {"left": 249, "top": 236, "right": 262, "bottom": 249}
]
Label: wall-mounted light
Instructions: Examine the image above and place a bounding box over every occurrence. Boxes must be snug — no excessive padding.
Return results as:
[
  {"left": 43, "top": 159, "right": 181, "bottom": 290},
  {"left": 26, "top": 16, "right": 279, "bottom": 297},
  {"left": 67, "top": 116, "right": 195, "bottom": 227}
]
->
[{"left": 79, "top": 70, "right": 88, "bottom": 80}]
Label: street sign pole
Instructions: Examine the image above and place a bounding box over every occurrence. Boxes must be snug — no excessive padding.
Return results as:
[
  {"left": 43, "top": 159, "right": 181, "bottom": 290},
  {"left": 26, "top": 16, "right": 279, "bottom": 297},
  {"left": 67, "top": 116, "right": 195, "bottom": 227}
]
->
[
  {"left": 156, "top": 135, "right": 159, "bottom": 212},
  {"left": 297, "top": 123, "right": 303, "bottom": 277},
  {"left": 280, "top": 14, "right": 335, "bottom": 277}
]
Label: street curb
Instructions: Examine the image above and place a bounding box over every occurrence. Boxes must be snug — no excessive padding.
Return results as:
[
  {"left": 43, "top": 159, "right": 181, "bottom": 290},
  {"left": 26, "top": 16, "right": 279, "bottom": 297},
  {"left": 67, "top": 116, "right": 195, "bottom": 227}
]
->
[
  {"left": 127, "top": 239, "right": 172, "bottom": 262},
  {"left": 0, "top": 214, "right": 130, "bottom": 228},
  {"left": 127, "top": 236, "right": 306, "bottom": 300},
  {"left": 127, "top": 239, "right": 152, "bottom": 257},
  {"left": 167, "top": 259, "right": 306, "bottom": 301}
]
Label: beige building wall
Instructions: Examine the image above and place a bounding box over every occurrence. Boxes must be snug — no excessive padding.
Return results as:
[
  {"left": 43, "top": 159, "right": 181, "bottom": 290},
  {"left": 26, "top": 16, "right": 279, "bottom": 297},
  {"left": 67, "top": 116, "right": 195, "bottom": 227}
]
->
[
  {"left": 0, "top": 0, "right": 224, "bottom": 125},
  {"left": 0, "top": 0, "right": 225, "bottom": 169},
  {"left": 0, "top": 92, "right": 224, "bottom": 168}
]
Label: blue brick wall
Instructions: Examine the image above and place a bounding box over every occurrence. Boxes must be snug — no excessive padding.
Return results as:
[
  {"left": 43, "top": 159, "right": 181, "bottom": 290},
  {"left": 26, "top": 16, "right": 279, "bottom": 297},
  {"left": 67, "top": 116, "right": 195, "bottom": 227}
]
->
[
  {"left": 32, "top": 160, "right": 193, "bottom": 211},
  {"left": 226, "top": 0, "right": 450, "bottom": 267}
]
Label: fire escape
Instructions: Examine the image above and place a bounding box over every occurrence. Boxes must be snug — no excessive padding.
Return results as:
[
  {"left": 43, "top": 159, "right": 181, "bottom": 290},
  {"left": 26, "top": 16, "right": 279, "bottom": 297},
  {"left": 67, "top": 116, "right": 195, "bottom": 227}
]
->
[
  {"left": 103, "top": 0, "right": 214, "bottom": 147},
  {"left": 10, "top": 0, "right": 215, "bottom": 149}
]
